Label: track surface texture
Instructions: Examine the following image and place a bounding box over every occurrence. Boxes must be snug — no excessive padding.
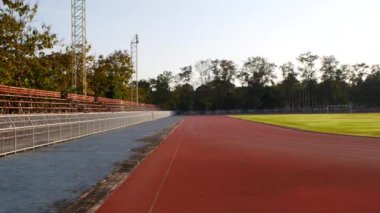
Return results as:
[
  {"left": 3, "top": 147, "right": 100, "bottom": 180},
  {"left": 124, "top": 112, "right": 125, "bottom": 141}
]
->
[{"left": 97, "top": 116, "right": 380, "bottom": 213}]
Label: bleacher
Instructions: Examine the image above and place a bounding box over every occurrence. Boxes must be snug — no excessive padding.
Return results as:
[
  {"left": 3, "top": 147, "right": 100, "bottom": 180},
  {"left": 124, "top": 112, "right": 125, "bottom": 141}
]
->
[
  {"left": 96, "top": 97, "right": 127, "bottom": 112},
  {"left": 0, "top": 85, "right": 160, "bottom": 114},
  {"left": 97, "top": 97, "right": 159, "bottom": 112},
  {"left": 0, "top": 85, "right": 76, "bottom": 114},
  {"left": 67, "top": 94, "right": 107, "bottom": 113}
]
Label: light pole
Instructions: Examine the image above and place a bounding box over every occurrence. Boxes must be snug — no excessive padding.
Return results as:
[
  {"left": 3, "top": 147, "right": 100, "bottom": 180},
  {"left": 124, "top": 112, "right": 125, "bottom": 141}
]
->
[
  {"left": 71, "top": 0, "right": 87, "bottom": 95},
  {"left": 131, "top": 34, "right": 139, "bottom": 104}
]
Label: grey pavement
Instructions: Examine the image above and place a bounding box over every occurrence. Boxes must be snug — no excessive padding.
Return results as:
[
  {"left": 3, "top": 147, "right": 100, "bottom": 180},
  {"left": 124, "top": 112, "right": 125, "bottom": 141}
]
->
[{"left": 0, "top": 116, "right": 182, "bottom": 213}]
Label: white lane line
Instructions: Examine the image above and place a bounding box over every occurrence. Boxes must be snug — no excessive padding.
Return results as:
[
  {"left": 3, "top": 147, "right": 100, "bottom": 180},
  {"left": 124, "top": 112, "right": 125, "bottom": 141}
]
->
[{"left": 148, "top": 118, "right": 188, "bottom": 213}]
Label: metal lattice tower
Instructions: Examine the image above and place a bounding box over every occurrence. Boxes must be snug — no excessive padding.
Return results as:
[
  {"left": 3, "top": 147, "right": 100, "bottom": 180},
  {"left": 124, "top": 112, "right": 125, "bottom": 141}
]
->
[
  {"left": 130, "top": 34, "right": 139, "bottom": 104},
  {"left": 71, "top": 0, "right": 87, "bottom": 95}
]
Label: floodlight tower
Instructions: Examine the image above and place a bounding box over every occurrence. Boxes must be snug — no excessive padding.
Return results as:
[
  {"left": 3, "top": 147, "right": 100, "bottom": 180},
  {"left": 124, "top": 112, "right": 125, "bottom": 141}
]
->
[
  {"left": 131, "top": 34, "right": 139, "bottom": 104},
  {"left": 71, "top": 0, "right": 87, "bottom": 95}
]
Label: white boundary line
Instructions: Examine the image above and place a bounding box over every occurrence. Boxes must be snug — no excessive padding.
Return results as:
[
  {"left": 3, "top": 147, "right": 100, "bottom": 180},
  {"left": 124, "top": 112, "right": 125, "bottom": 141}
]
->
[{"left": 148, "top": 119, "right": 187, "bottom": 213}]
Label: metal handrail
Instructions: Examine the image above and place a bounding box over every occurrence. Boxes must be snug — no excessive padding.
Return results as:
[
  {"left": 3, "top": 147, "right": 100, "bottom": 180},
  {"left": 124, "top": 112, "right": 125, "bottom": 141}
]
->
[{"left": 0, "top": 111, "right": 174, "bottom": 157}]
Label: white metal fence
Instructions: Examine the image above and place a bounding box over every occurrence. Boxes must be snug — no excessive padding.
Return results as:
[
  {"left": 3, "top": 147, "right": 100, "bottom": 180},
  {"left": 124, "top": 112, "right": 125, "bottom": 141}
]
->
[{"left": 0, "top": 111, "right": 174, "bottom": 157}]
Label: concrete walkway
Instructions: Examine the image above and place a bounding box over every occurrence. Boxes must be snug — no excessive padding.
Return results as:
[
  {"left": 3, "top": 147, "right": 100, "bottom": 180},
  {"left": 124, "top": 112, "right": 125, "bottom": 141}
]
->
[{"left": 0, "top": 116, "right": 182, "bottom": 213}]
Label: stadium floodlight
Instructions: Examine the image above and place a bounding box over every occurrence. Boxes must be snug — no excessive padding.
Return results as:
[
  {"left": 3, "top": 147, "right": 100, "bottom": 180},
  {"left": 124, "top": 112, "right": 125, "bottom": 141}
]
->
[
  {"left": 71, "top": 0, "right": 87, "bottom": 95},
  {"left": 131, "top": 34, "right": 139, "bottom": 104}
]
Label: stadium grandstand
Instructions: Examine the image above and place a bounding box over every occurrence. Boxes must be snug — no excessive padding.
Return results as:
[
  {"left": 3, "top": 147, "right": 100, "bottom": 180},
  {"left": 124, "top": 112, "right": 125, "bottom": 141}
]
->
[{"left": 0, "top": 85, "right": 159, "bottom": 114}]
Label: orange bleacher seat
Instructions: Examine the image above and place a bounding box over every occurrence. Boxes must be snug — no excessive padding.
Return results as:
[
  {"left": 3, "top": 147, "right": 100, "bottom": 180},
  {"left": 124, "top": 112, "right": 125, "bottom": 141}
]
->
[
  {"left": 0, "top": 84, "right": 160, "bottom": 114},
  {"left": 0, "top": 85, "right": 61, "bottom": 99}
]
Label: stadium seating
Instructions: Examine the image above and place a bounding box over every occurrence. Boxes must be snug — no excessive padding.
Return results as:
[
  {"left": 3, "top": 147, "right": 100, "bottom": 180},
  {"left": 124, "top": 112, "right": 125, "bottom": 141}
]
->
[
  {"left": 97, "top": 97, "right": 159, "bottom": 112},
  {"left": 0, "top": 85, "right": 76, "bottom": 114},
  {"left": 67, "top": 94, "right": 107, "bottom": 113},
  {"left": 0, "top": 85, "right": 159, "bottom": 114}
]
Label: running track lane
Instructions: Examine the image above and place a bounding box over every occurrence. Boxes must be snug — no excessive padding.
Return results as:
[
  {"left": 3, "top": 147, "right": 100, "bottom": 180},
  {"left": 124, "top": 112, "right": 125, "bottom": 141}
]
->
[{"left": 97, "top": 116, "right": 380, "bottom": 213}]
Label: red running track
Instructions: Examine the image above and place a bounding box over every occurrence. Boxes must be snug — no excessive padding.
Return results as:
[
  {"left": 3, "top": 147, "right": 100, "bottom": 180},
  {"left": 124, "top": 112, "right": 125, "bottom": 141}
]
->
[{"left": 97, "top": 116, "right": 380, "bottom": 213}]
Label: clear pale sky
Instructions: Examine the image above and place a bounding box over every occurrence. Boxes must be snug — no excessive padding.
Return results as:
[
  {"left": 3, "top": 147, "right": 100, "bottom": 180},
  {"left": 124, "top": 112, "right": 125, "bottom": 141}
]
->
[{"left": 33, "top": 0, "right": 380, "bottom": 80}]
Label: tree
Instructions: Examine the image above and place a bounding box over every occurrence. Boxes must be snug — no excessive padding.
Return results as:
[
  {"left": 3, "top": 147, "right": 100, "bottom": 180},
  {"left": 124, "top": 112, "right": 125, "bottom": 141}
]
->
[
  {"left": 237, "top": 57, "right": 277, "bottom": 109},
  {"left": 370, "top": 64, "right": 380, "bottom": 75},
  {"left": 297, "top": 52, "right": 319, "bottom": 109},
  {"left": 151, "top": 71, "right": 173, "bottom": 109},
  {"left": 214, "top": 59, "right": 237, "bottom": 83},
  {"left": 89, "top": 55, "right": 107, "bottom": 97},
  {"left": 297, "top": 52, "right": 319, "bottom": 81},
  {"left": 194, "top": 59, "right": 237, "bottom": 110},
  {"left": 195, "top": 59, "right": 237, "bottom": 84},
  {"left": 89, "top": 50, "right": 133, "bottom": 99},
  {"left": 351, "top": 63, "right": 369, "bottom": 85},
  {"left": 320, "top": 56, "right": 339, "bottom": 106},
  {"left": 173, "top": 84, "right": 194, "bottom": 111},
  {"left": 320, "top": 56, "right": 339, "bottom": 82},
  {"left": 177, "top": 66, "right": 193, "bottom": 85},
  {"left": 0, "top": 0, "right": 58, "bottom": 87},
  {"left": 136, "top": 80, "right": 152, "bottom": 104},
  {"left": 360, "top": 68, "right": 380, "bottom": 106},
  {"left": 208, "top": 60, "right": 237, "bottom": 109},
  {"left": 239, "top": 57, "right": 276, "bottom": 87},
  {"left": 29, "top": 50, "right": 72, "bottom": 92},
  {"left": 172, "top": 66, "right": 194, "bottom": 111},
  {"left": 195, "top": 60, "right": 214, "bottom": 85},
  {"left": 280, "top": 62, "right": 297, "bottom": 80},
  {"left": 194, "top": 84, "right": 213, "bottom": 111},
  {"left": 279, "top": 62, "right": 300, "bottom": 109}
]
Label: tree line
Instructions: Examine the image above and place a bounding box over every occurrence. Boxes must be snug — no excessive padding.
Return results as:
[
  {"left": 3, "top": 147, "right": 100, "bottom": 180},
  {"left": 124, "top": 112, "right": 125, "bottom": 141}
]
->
[
  {"left": 147, "top": 55, "right": 380, "bottom": 111},
  {"left": 1, "top": 0, "right": 379, "bottom": 111}
]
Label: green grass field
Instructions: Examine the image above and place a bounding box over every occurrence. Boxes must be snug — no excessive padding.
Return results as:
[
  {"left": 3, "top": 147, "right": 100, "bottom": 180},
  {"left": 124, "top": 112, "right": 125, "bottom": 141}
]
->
[{"left": 233, "top": 113, "right": 380, "bottom": 138}]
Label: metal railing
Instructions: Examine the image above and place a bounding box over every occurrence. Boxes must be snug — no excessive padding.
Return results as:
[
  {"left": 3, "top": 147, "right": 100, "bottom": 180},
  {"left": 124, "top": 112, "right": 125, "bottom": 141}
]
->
[{"left": 0, "top": 111, "right": 174, "bottom": 157}]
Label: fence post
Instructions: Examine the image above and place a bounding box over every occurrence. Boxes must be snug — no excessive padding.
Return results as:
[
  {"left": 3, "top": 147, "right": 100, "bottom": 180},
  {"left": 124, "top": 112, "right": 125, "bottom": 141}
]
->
[
  {"left": 14, "top": 129, "right": 17, "bottom": 152},
  {"left": 70, "top": 122, "right": 72, "bottom": 138},
  {"left": 7, "top": 116, "right": 16, "bottom": 153},
  {"left": 32, "top": 126, "right": 35, "bottom": 148},
  {"left": 48, "top": 125, "right": 50, "bottom": 143},
  {"left": 42, "top": 115, "right": 50, "bottom": 144},
  {"left": 25, "top": 116, "right": 35, "bottom": 148}
]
